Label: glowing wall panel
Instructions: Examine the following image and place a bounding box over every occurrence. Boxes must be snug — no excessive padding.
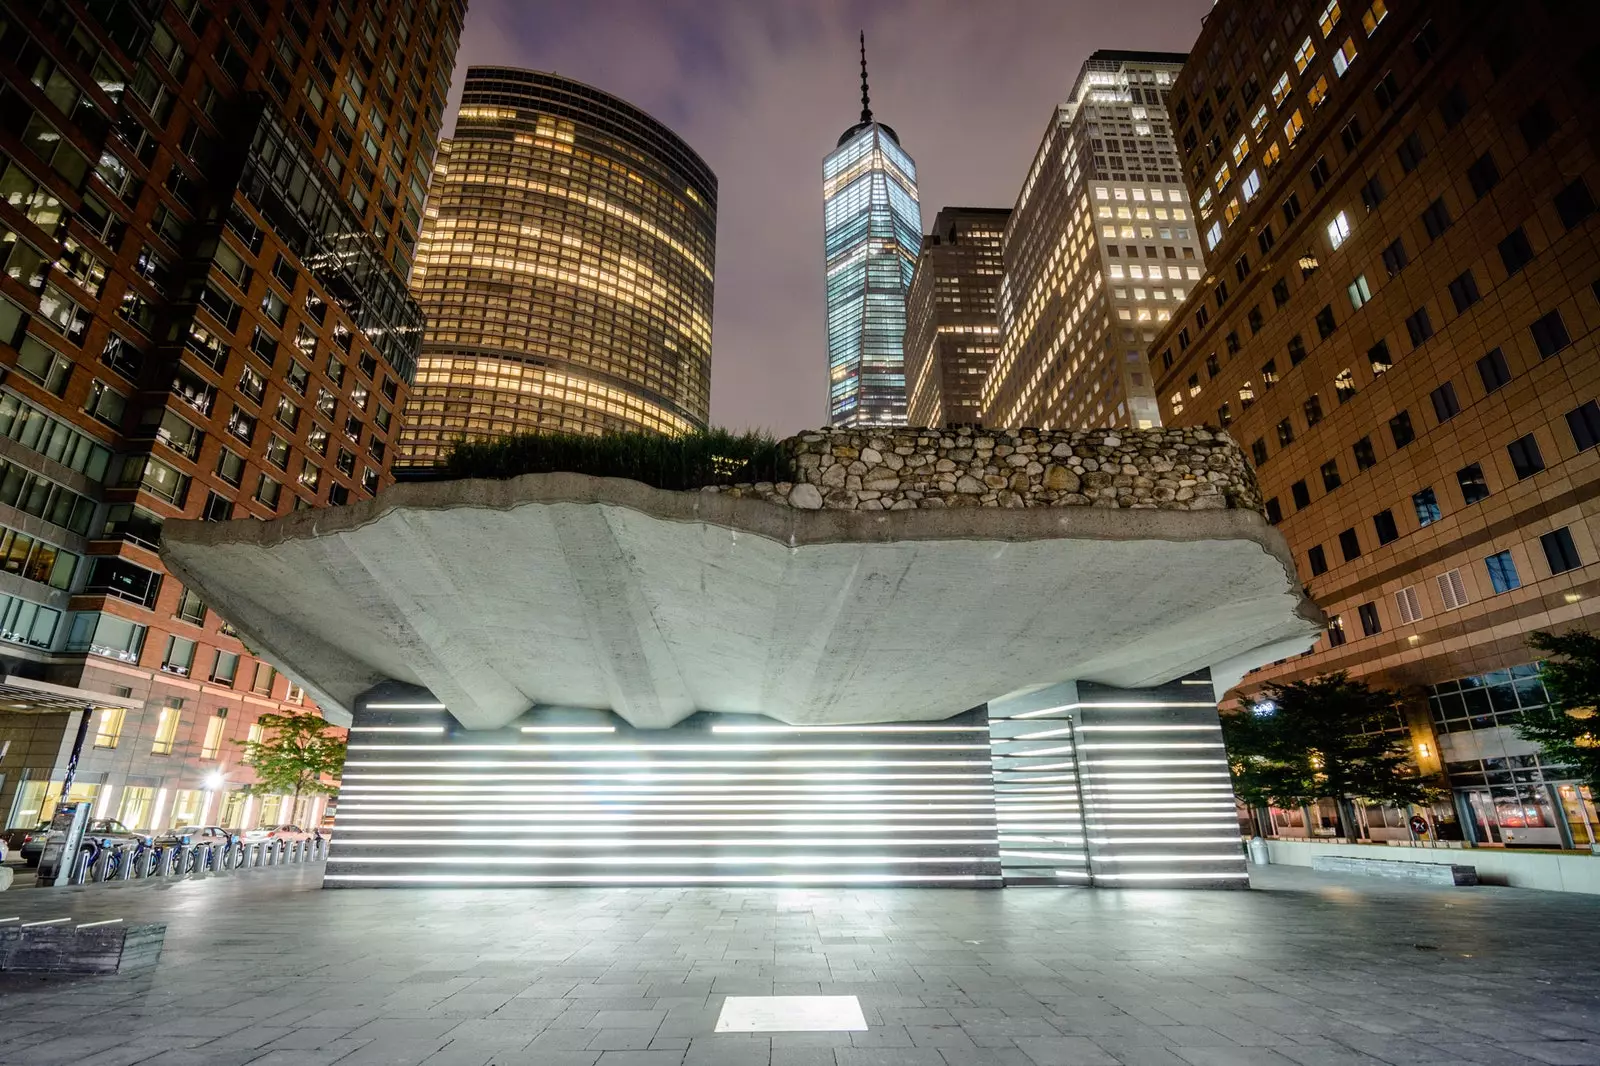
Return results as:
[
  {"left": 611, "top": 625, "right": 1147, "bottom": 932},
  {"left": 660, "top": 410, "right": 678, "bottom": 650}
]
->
[{"left": 327, "top": 695, "right": 1001, "bottom": 888}]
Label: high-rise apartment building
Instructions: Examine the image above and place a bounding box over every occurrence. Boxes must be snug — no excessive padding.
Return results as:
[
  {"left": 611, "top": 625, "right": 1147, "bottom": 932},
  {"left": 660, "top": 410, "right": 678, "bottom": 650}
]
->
[
  {"left": 982, "top": 51, "right": 1195, "bottom": 432},
  {"left": 1151, "top": 0, "right": 1599, "bottom": 847},
  {"left": 0, "top": 0, "right": 462, "bottom": 834},
  {"left": 823, "top": 35, "right": 920, "bottom": 428},
  {"left": 904, "top": 206, "right": 1008, "bottom": 428},
  {"left": 399, "top": 68, "right": 718, "bottom": 464}
]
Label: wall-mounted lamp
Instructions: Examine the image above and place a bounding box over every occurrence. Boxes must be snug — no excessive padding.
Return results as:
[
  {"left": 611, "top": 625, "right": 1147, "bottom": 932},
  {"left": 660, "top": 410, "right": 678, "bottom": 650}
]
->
[
  {"left": 1417, "top": 742, "right": 1432, "bottom": 759},
  {"left": 203, "top": 770, "right": 225, "bottom": 790}
]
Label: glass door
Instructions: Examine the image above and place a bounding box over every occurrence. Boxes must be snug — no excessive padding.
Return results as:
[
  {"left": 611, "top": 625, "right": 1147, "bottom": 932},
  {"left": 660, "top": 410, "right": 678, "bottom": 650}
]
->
[{"left": 1465, "top": 789, "right": 1503, "bottom": 845}]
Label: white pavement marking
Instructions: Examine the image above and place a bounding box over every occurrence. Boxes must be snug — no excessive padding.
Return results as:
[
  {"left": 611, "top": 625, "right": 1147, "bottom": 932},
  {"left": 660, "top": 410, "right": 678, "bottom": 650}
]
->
[{"left": 714, "top": 995, "right": 869, "bottom": 1033}]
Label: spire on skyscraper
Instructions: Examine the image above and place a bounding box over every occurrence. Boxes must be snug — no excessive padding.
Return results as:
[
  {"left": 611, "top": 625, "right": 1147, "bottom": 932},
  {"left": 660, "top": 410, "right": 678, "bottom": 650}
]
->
[{"left": 859, "top": 31, "right": 872, "bottom": 124}]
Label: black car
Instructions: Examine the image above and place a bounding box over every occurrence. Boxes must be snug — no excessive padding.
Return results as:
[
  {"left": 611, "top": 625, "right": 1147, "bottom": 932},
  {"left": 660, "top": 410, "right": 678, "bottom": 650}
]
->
[
  {"left": 1, "top": 822, "right": 48, "bottom": 855},
  {"left": 19, "top": 818, "right": 149, "bottom": 867}
]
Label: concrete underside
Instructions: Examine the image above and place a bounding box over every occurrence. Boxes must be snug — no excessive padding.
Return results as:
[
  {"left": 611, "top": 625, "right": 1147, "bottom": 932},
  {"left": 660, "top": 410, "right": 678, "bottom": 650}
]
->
[{"left": 161, "top": 473, "right": 1321, "bottom": 729}]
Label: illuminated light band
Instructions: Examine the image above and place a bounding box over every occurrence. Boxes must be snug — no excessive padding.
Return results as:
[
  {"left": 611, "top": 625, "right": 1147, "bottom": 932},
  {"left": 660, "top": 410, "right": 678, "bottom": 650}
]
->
[
  {"left": 333, "top": 855, "right": 993, "bottom": 866},
  {"left": 1076, "top": 871, "right": 1249, "bottom": 881},
  {"left": 1074, "top": 725, "right": 1221, "bottom": 732},
  {"left": 710, "top": 725, "right": 987, "bottom": 734},
  {"left": 347, "top": 743, "right": 990, "bottom": 753},
  {"left": 332, "top": 835, "right": 999, "bottom": 847},
  {"left": 348, "top": 726, "right": 448, "bottom": 733},
  {"left": 519, "top": 726, "right": 617, "bottom": 733},
  {"left": 1076, "top": 742, "right": 1225, "bottom": 750},
  {"left": 363, "top": 702, "right": 447, "bottom": 710},
  {"left": 326, "top": 873, "right": 996, "bottom": 885},
  {"left": 1010, "top": 701, "right": 1218, "bottom": 720}
]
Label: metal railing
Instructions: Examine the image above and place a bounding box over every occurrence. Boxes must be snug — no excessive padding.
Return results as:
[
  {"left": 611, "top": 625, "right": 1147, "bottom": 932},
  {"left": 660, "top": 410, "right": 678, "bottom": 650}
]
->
[{"left": 64, "top": 836, "right": 328, "bottom": 886}]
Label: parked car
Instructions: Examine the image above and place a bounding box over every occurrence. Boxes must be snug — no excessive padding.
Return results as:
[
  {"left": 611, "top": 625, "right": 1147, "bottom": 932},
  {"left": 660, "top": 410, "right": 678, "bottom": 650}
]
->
[
  {"left": 20, "top": 818, "right": 149, "bottom": 867},
  {"left": 243, "top": 824, "right": 318, "bottom": 843},
  {"left": 154, "top": 825, "right": 232, "bottom": 849},
  {"left": 1, "top": 822, "right": 48, "bottom": 853}
]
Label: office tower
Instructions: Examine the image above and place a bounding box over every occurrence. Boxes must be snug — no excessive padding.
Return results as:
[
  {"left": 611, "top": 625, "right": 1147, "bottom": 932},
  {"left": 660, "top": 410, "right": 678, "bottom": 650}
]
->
[
  {"left": 398, "top": 68, "right": 717, "bottom": 463},
  {"left": 1151, "top": 0, "right": 1600, "bottom": 846},
  {"left": 982, "top": 51, "right": 1194, "bottom": 431},
  {"left": 904, "top": 206, "right": 1009, "bottom": 428},
  {"left": 823, "top": 34, "right": 920, "bottom": 428},
  {"left": 0, "top": 0, "right": 463, "bottom": 833}
]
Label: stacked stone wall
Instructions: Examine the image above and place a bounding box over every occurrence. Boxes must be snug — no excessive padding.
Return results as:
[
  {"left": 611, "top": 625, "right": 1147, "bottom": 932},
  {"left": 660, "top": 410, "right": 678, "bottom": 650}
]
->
[{"left": 702, "top": 426, "right": 1264, "bottom": 513}]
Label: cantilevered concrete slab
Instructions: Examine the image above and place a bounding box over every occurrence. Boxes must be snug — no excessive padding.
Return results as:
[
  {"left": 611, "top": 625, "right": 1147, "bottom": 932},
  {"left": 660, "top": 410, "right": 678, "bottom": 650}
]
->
[{"left": 162, "top": 471, "right": 1321, "bottom": 730}]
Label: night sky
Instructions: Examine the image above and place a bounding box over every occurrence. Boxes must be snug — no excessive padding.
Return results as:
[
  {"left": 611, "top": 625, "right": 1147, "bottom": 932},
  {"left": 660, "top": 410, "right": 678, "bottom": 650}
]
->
[{"left": 452, "top": 0, "right": 1212, "bottom": 436}]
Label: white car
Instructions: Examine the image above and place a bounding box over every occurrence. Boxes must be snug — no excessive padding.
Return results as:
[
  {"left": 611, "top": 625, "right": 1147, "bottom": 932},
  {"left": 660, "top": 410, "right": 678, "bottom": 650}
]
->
[
  {"left": 156, "top": 825, "right": 232, "bottom": 848},
  {"left": 243, "top": 824, "right": 317, "bottom": 843}
]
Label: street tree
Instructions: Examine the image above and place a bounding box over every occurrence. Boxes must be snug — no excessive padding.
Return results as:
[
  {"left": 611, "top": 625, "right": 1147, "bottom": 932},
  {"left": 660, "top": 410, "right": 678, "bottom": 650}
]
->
[
  {"left": 1222, "top": 673, "right": 1434, "bottom": 838},
  {"left": 236, "top": 710, "right": 347, "bottom": 823},
  {"left": 1516, "top": 630, "right": 1600, "bottom": 795}
]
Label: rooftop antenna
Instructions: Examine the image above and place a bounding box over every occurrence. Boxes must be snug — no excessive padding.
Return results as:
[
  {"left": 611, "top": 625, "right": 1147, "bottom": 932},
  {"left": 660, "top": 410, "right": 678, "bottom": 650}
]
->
[{"left": 859, "top": 30, "right": 872, "bottom": 124}]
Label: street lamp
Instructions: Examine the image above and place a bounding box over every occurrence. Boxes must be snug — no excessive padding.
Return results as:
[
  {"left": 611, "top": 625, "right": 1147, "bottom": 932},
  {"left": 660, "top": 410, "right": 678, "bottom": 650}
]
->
[{"left": 203, "top": 770, "right": 225, "bottom": 790}]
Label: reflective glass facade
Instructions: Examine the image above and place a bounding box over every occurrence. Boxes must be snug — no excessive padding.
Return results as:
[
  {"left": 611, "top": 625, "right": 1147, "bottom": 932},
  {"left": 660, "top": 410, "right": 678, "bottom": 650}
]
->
[
  {"left": 400, "top": 68, "right": 717, "bottom": 463},
  {"left": 823, "top": 122, "right": 920, "bottom": 427}
]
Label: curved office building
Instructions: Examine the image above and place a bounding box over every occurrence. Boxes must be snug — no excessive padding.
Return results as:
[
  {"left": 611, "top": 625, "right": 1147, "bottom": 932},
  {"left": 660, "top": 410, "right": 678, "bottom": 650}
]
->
[{"left": 400, "top": 68, "right": 717, "bottom": 463}]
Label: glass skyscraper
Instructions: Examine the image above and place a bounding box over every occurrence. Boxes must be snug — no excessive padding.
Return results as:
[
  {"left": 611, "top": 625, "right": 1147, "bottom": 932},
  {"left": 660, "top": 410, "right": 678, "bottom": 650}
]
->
[{"left": 822, "top": 36, "right": 920, "bottom": 427}]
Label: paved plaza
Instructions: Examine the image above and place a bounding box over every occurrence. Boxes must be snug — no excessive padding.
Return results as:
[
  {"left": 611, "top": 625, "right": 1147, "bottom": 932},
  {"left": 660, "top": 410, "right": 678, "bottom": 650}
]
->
[{"left": 2, "top": 864, "right": 1600, "bottom": 1066}]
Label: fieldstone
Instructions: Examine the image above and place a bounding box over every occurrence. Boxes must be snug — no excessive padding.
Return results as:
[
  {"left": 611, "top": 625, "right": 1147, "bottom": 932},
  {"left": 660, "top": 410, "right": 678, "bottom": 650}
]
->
[
  {"left": 1043, "top": 465, "right": 1080, "bottom": 492},
  {"left": 789, "top": 483, "right": 823, "bottom": 509},
  {"left": 956, "top": 475, "right": 986, "bottom": 494}
]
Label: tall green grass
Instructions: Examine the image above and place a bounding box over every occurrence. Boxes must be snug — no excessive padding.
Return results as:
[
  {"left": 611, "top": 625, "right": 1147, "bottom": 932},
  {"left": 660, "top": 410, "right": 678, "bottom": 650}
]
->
[{"left": 442, "top": 429, "right": 794, "bottom": 490}]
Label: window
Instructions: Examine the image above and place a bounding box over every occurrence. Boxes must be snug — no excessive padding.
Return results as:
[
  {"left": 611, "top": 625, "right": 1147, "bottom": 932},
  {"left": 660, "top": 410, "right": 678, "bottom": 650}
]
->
[
  {"left": 1368, "top": 340, "right": 1393, "bottom": 376},
  {"left": 1338, "top": 528, "right": 1362, "bottom": 564},
  {"left": 1352, "top": 436, "right": 1376, "bottom": 470},
  {"left": 1430, "top": 382, "right": 1460, "bottom": 423},
  {"left": 1205, "top": 222, "right": 1222, "bottom": 250},
  {"left": 1477, "top": 349, "right": 1511, "bottom": 393},
  {"left": 1234, "top": 255, "right": 1251, "bottom": 283},
  {"left": 175, "top": 587, "right": 206, "bottom": 626},
  {"left": 1389, "top": 410, "right": 1414, "bottom": 448},
  {"left": 1457, "top": 463, "right": 1490, "bottom": 505},
  {"left": 1421, "top": 198, "right": 1452, "bottom": 240},
  {"left": 1326, "top": 211, "right": 1351, "bottom": 249},
  {"left": 1321, "top": 459, "right": 1342, "bottom": 492},
  {"left": 1507, "top": 434, "right": 1544, "bottom": 479},
  {"left": 1541, "top": 527, "right": 1582, "bottom": 574},
  {"left": 1485, "top": 551, "right": 1520, "bottom": 594},
  {"left": 1333, "top": 36, "right": 1358, "bottom": 76},
  {"left": 1381, "top": 238, "right": 1408, "bottom": 277},
  {"left": 1334, "top": 369, "right": 1357, "bottom": 403},
  {"left": 1292, "top": 480, "right": 1312, "bottom": 510},
  {"left": 1466, "top": 153, "right": 1500, "bottom": 199},
  {"left": 1554, "top": 178, "right": 1595, "bottom": 230},
  {"left": 1310, "top": 156, "right": 1330, "bottom": 190},
  {"left": 94, "top": 706, "right": 125, "bottom": 749},
  {"left": 1304, "top": 394, "right": 1324, "bottom": 426},
  {"left": 1357, "top": 602, "right": 1381, "bottom": 636},
  {"left": 1373, "top": 509, "right": 1398, "bottom": 545},
  {"left": 1316, "top": 305, "right": 1338, "bottom": 340},
  {"left": 1395, "top": 586, "right": 1423, "bottom": 624},
  {"left": 1498, "top": 227, "right": 1534, "bottom": 276},
  {"left": 1277, "top": 418, "right": 1294, "bottom": 447},
  {"left": 1251, "top": 439, "right": 1269, "bottom": 466},
  {"left": 1413, "top": 488, "right": 1441, "bottom": 526},
  {"left": 203, "top": 492, "right": 234, "bottom": 522},
  {"left": 1348, "top": 275, "right": 1371, "bottom": 310},
  {"left": 83, "top": 380, "right": 127, "bottom": 427},
  {"left": 201, "top": 714, "right": 227, "bottom": 759},
  {"left": 1438, "top": 83, "right": 1468, "bottom": 127},
  {"left": 1308, "top": 545, "right": 1329, "bottom": 576},
  {"left": 255, "top": 474, "right": 282, "bottom": 510},
  {"left": 1530, "top": 310, "right": 1570, "bottom": 358},
  {"left": 1358, "top": 177, "right": 1386, "bottom": 213},
  {"left": 1258, "top": 227, "right": 1276, "bottom": 255},
  {"left": 1437, "top": 569, "right": 1469, "bottom": 611},
  {"left": 1327, "top": 614, "right": 1346, "bottom": 647},
  {"left": 251, "top": 662, "right": 276, "bottom": 696},
  {"left": 1287, "top": 335, "right": 1307, "bottom": 365},
  {"left": 1448, "top": 271, "right": 1480, "bottom": 313},
  {"left": 162, "top": 635, "right": 195, "bottom": 676},
  {"left": 1517, "top": 101, "right": 1556, "bottom": 150},
  {"left": 211, "top": 650, "right": 239, "bottom": 685},
  {"left": 1567, "top": 400, "right": 1600, "bottom": 452},
  {"left": 1282, "top": 194, "right": 1301, "bottom": 226},
  {"left": 1265, "top": 498, "right": 1283, "bottom": 524},
  {"left": 1273, "top": 277, "right": 1291, "bottom": 308},
  {"left": 1405, "top": 307, "right": 1434, "bottom": 348},
  {"left": 1242, "top": 169, "right": 1261, "bottom": 201},
  {"left": 151, "top": 706, "right": 181, "bottom": 755},
  {"left": 1294, "top": 36, "right": 1317, "bottom": 73},
  {"left": 1396, "top": 132, "right": 1426, "bottom": 173},
  {"left": 1340, "top": 119, "right": 1363, "bottom": 153}
]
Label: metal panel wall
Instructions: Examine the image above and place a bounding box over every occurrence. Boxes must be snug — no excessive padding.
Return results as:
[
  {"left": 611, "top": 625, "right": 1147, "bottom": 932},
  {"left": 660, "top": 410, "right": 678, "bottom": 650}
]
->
[{"left": 327, "top": 692, "right": 1001, "bottom": 888}]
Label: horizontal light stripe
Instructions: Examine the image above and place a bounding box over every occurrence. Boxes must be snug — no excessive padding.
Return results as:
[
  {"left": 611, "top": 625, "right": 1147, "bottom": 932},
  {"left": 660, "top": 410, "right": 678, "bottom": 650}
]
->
[
  {"left": 349, "top": 743, "right": 989, "bottom": 753},
  {"left": 363, "top": 702, "right": 447, "bottom": 710},
  {"left": 1074, "top": 725, "right": 1220, "bottom": 732},
  {"left": 1012, "top": 701, "right": 1216, "bottom": 719},
  {"left": 335, "top": 836, "right": 1000, "bottom": 847},
  {"left": 328, "top": 855, "right": 995, "bottom": 866},
  {"left": 710, "top": 725, "right": 987, "bottom": 733},
  {"left": 1092, "top": 853, "right": 1245, "bottom": 862},
  {"left": 1077, "top": 742, "right": 1224, "bottom": 750},
  {"left": 327, "top": 873, "right": 998, "bottom": 884},
  {"left": 1090, "top": 871, "right": 1249, "bottom": 881},
  {"left": 348, "top": 726, "right": 447, "bottom": 733},
  {"left": 519, "top": 726, "right": 617, "bottom": 733}
]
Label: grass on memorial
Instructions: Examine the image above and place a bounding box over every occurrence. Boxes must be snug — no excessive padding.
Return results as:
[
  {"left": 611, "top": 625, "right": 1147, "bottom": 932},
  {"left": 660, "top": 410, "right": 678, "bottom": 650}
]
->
[{"left": 442, "top": 427, "right": 794, "bottom": 490}]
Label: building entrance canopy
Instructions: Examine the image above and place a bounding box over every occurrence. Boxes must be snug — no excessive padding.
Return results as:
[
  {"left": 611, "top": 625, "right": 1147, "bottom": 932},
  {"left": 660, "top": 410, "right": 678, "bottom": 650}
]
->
[{"left": 161, "top": 459, "right": 1321, "bottom": 731}]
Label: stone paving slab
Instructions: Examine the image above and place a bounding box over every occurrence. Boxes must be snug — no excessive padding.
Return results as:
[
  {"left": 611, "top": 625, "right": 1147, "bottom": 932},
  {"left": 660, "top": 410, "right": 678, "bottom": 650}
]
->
[{"left": 0, "top": 864, "right": 1598, "bottom": 1065}]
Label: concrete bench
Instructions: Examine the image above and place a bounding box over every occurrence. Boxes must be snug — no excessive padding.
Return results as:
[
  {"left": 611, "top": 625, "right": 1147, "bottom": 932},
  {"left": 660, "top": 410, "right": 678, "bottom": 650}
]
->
[
  {"left": 0, "top": 921, "right": 166, "bottom": 974},
  {"left": 1312, "top": 854, "right": 1477, "bottom": 885}
]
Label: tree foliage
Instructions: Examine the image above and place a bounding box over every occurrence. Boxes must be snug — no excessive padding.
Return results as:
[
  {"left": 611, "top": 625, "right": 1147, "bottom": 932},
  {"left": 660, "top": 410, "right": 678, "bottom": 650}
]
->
[
  {"left": 1222, "top": 673, "right": 1434, "bottom": 816},
  {"left": 442, "top": 428, "right": 793, "bottom": 489},
  {"left": 236, "top": 711, "right": 346, "bottom": 803},
  {"left": 1515, "top": 630, "right": 1600, "bottom": 794}
]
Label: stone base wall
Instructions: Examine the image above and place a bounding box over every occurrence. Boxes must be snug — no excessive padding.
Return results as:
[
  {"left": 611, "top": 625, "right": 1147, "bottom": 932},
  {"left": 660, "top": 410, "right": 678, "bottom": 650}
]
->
[{"left": 703, "top": 426, "right": 1263, "bottom": 514}]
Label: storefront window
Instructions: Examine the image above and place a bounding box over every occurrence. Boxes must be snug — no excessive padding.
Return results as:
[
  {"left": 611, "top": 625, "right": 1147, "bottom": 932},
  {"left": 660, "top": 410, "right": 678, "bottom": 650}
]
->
[
  {"left": 9, "top": 778, "right": 100, "bottom": 826},
  {"left": 117, "top": 785, "right": 154, "bottom": 830},
  {"left": 218, "top": 790, "right": 247, "bottom": 829},
  {"left": 169, "top": 788, "right": 204, "bottom": 827}
]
